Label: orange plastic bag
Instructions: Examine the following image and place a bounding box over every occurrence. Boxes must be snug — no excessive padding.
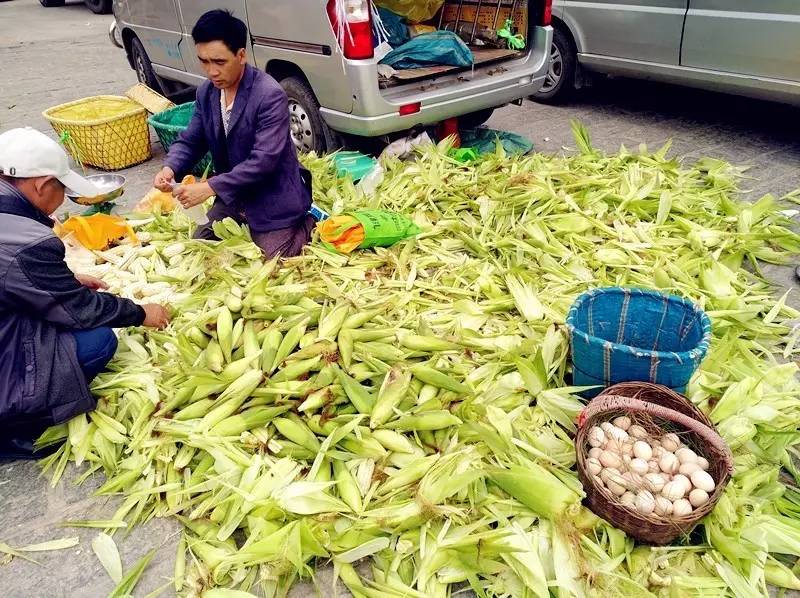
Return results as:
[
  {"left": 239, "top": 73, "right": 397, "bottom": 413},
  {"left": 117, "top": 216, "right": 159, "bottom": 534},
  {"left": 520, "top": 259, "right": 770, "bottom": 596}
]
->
[{"left": 60, "top": 214, "right": 138, "bottom": 250}]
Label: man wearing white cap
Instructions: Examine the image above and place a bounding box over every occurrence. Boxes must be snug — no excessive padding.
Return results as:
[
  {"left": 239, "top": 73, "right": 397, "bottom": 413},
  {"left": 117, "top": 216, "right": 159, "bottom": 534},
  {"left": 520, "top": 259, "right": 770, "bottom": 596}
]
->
[{"left": 0, "top": 127, "right": 170, "bottom": 458}]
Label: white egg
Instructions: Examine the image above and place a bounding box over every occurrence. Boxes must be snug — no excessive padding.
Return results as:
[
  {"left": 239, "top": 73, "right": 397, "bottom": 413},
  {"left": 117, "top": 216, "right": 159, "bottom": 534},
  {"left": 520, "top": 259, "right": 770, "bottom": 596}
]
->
[
  {"left": 644, "top": 473, "right": 666, "bottom": 493},
  {"left": 697, "top": 457, "right": 710, "bottom": 471},
  {"left": 675, "top": 448, "right": 698, "bottom": 464},
  {"left": 601, "top": 422, "right": 615, "bottom": 434},
  {"left": 661, "top": 433, "right": 680, "bottom": 453},
  {"left": 632, "top": 441, "right": 652, "bottom": 460},
  {"left": 654, "top": 495, "right": 673, "bottom": 517},
  {"left": 600, "top": 467, "right": 621, "bottom": 484},
  {"left": 672, "top": 474, "right": 692, "bottom": 494},
  {"left": 607, "top": 426, "right": 629, "bottom": 442},
  {"left": 678, "top": 462, "right": 701, "bottom": 476},
  {"left": 588, "top": 447, "right": 603, "bottom": 459},
  {"left": 588, "top": 426, "right": 606, "bottom": 448},
  {"left": 635, "top": 491, "right": 656, "bottom": 515},
  {"left": 607, "top": 479, "right": 627, "bottom": 496},
  {"left": 605, "top": 437, "right": 624, "bottom": 455},
  {"left": 613, "top": 416, "right": 632, "bottom": 431},
  {"left": 599, "top": 450, "right": 623, "bottom": 470},
  {"left": 586, "top": 457, "right": 602, "bottom": 476},
  {"left": 628, "top": 424, "right": 649, "bottom": 439},
  {"left": 690, "top": 470, "right": 716, "bottom": 493},
  {"left": 620, "top": 492, "right": 636, "bottom": 507},
  {"left": 648, "top": 460, "right": 660, "bottom": 474},
  {"left": 652, "top": 446, "right": 664, "bottom": 459},
  {"left": 629, "top": 458, "right": 649, "bottom": 475},
  {"left": 689, "top": 488, "right": 710, "bottom": 507},
  {"left": 659, "top": 452, "right": 679, "bottom": 475},
  {"left": 672, "top": 499, "right": 693, "bottom": 517},
  {"left": 593, "top": 475, "right": 605, "bottom": 488},
  {"left": 661, "top": 481, "right": 686, "bottom": 501}
]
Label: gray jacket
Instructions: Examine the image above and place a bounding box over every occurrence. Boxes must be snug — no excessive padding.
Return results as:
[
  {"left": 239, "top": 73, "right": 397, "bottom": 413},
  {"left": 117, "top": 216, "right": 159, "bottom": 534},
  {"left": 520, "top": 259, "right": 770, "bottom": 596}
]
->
[{"left": 0, "top": 180, "right": 145, "bottom": 429}]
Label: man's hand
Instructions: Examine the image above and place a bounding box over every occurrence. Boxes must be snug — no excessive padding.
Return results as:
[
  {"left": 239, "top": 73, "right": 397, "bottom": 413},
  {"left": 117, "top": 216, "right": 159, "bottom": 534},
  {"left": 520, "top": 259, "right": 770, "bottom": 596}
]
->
[
  {"left": 142, "top": 303, "right": 171, "bottom": 329},
  {"left": 154, "top": 167, "right": 176, "bottom": 193},
  {"left": 173, "top": 181, "right": 214, "bottom": 209},
  {"left": 76, "top": 274, "right": 109, "bottom": 291}
]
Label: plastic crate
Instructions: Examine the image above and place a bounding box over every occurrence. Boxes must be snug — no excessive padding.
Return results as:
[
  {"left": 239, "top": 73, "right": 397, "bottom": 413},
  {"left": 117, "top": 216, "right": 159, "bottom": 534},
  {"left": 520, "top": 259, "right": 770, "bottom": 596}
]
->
[{"left": 148, "top": 102, "right": 213, "bottom": 176}]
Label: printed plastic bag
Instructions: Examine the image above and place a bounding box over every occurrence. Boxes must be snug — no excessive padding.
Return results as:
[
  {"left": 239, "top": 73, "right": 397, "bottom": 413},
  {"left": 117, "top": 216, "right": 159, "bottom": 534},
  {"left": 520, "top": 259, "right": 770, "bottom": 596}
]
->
[
  {"left": 318, "top": 209, "right": 421, "bottom": 254},
  {"left": 375, "top": 0, "right": 444, "bottom": 22},
  {"left": 380, "top": 31, "right": 473, "bottom": 70}
]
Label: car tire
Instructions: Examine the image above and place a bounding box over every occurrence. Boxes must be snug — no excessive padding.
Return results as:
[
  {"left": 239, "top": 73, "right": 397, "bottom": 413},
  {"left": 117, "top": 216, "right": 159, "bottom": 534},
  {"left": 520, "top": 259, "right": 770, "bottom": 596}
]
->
[
  {"left": 84, "top": 0, "right": 112, "bottom": 14},
  {"left": 280, "top": 76, "right": 339, "bottom": 154},
  {"left": 130, "top": 37, "right": 164, "bottom": 95},
  {"left": 532, "top": 27, "right": 577, "bottom": 104},
  {"left": 458, "top": 108, "right": 495, "bottom": 129},
  {"left": 39, "top": 0, "right": 66, "bottom": 7}
]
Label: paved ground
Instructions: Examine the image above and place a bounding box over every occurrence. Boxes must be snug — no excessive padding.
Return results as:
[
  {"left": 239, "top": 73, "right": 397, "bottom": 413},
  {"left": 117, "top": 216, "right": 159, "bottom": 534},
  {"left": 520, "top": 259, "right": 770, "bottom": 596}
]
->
[{"left": 0, "top": 0, "right": 798, "bottom": 596}]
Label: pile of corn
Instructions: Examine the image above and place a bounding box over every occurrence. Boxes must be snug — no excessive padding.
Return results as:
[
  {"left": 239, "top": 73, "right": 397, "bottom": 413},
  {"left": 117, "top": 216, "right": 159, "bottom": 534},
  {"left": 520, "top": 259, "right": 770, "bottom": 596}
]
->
[{"left": 38, "top": 124, "right": 800, "bottom": 597}]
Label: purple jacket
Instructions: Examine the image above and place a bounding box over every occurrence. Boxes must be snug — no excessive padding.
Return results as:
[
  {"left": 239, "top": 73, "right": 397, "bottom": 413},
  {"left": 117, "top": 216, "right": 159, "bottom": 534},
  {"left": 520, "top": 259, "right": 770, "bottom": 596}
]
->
[{"left": 165, "top": 65, "right": 311, "bottom": 232}]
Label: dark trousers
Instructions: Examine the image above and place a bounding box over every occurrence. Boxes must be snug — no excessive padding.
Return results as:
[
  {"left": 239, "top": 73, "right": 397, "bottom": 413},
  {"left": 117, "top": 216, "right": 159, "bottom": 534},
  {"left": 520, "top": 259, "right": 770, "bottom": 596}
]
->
[
  {"left": 193, "top": 200, "right": 315, "bottom": 259},
  {"left": 0, "top": 328, "right": 118, "bottom": 459}
]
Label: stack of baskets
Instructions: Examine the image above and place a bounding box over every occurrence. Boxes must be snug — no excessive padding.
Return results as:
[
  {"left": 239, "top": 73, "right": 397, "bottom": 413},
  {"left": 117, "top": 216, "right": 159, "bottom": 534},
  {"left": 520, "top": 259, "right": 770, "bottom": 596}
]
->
[
  {"left": 148, "top": 102, "right": 213, "bottom": 176},
  {"left": 575, "top": 382, "right": 733, "bottom": 545},
  {"left": 42, "top": 96, "right": 151, "bottom": 171}
]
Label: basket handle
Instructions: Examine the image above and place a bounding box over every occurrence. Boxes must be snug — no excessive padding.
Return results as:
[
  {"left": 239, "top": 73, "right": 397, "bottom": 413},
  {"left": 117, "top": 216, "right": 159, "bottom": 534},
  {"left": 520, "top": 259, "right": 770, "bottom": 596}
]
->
[{"left": 578, "top": 395, "right": 734, "bottom": 473}]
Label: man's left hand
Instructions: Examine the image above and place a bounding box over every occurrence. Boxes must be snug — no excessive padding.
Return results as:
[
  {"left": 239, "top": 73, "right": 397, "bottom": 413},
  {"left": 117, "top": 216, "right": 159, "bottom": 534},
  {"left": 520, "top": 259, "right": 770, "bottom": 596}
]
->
[
  {"left": 76, "top": 274, "right": 109, "bottom": 291},
  {"left": 173, "top": 182, "right": 214, "bottom": 209}
]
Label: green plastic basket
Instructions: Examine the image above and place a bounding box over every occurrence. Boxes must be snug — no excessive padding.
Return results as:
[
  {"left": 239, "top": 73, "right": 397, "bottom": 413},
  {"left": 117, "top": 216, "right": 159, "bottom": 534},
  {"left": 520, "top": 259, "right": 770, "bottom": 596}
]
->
[{"left": 148, "top": 102, "right": 213, "bottom": 176}]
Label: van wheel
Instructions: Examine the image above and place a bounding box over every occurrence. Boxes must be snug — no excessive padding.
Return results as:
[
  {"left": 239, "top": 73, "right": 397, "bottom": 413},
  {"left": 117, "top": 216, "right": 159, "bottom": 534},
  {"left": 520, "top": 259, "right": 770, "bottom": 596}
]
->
[
  {"left": 281, "top": 76, "right": 337, "bottom": 154},
  {"left": 39, "top": 0, "right": 65, "bottom": 6},
  {"left": 130, "top": 37, "right": 164, "bottom": 95},
  {"left": 84, "top": 0, "right": 112, "bottom": 14},
  {"left": 532, "top": 27, "right": 576, "bottom": 104}
]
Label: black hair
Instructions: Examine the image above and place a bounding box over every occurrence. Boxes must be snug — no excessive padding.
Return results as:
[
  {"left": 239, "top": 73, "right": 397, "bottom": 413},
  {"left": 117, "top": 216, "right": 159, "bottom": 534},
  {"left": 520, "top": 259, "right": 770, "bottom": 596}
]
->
[{"left": 191, "top": 9, "right": 248, "bottom": 54}]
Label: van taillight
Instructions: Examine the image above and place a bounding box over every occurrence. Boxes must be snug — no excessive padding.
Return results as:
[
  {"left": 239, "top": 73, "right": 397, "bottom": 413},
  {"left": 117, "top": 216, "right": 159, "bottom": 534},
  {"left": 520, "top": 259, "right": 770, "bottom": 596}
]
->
[
  {"left": 327, "top": 0, "right": 374, "bottom": 60},
  {"left": 541, "top": 0, "right": 553, "bottom": 26}
]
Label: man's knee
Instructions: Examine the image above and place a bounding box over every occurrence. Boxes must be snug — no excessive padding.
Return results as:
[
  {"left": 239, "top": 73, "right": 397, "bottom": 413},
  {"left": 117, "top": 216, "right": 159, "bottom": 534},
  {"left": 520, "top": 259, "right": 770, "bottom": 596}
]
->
[
  {"left": 94, "top": 328, "right": 118, "bottom": 364},
  {"left": 72, "top": 327, "right": 118, "bottom": 377}
]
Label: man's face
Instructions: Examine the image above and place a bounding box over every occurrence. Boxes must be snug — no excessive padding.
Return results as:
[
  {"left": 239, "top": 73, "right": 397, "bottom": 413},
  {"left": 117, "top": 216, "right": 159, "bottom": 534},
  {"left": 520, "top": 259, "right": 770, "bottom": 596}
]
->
[{"left": 196, "top": 41, "right": 246, "bottom": 89}]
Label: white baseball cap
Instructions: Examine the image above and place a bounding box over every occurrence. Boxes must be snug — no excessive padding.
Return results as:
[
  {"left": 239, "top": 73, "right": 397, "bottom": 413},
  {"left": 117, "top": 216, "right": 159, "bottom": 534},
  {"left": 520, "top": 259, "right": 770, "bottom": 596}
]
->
[{"left": 0, "top": 127, "right": 101, "bottom": 198}]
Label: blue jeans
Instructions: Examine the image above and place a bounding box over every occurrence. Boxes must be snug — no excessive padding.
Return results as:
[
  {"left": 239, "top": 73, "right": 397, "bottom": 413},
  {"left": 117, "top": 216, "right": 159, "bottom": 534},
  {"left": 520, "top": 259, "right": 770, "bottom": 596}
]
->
[{"left": 71, "top": 328, "right": 118, "bottom": 381}]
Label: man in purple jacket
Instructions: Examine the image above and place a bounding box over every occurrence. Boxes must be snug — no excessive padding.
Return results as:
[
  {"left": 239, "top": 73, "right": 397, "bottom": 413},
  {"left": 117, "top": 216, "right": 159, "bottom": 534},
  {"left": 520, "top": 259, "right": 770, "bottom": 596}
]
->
[{"left": 154, "top": 9, "right": 314, "bottom": 258}]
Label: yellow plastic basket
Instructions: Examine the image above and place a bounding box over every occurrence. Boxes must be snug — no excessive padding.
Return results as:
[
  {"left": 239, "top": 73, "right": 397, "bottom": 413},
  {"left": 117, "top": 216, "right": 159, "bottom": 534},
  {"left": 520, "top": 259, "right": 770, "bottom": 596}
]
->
[{"left": 42, "top": 95, "right": 151, "bottom": 171}]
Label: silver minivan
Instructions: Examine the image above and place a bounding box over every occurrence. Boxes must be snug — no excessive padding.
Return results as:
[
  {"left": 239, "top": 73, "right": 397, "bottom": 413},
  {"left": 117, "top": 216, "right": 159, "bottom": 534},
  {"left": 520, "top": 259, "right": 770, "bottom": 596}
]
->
[
  {"left": 533, "top": 0, "right": 800, "bottom": 105},
  {"left": 110, "top": 0, "right": 554, "bottom": 153}
]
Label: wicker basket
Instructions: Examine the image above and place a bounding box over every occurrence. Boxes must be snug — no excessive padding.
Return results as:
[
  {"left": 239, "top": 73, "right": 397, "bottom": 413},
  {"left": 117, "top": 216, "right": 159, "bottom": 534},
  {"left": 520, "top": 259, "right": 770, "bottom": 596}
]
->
[
  {"left": 43, "top": 96, "right": 151, "bottom": 171},
  {"left": 599, "top": 382, "right": 713, "bottom": 429},
  {"left": 575, "top": 393, "right": 733, "bottom": 545}
]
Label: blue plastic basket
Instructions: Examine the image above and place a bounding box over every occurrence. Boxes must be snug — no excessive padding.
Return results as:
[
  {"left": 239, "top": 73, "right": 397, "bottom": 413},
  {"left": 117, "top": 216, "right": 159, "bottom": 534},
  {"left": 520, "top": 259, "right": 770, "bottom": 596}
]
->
[{"left": 566, "top": 288, "right": 712, "bottom": 397}]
